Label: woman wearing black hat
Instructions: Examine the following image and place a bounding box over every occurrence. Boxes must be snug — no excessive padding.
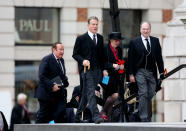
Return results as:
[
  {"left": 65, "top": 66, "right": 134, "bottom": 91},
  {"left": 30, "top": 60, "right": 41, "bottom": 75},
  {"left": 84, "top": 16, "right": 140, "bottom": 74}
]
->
[{"left": 101, "top": 32, "right": 125, "bottom": 121}]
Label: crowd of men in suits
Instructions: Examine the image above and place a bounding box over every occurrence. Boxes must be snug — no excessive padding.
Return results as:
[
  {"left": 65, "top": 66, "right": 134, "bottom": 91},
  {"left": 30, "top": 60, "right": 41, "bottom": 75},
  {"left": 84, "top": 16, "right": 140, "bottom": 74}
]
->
[
  {"left": 1, "top": 15, "right": 165, "bottom": 130},
  {"left": 35, "top": 16, "right": 164, "bottom": 124}
]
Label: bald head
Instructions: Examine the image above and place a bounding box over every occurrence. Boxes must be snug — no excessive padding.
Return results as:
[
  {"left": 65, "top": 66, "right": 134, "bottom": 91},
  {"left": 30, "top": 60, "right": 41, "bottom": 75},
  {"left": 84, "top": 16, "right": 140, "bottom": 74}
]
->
[{"left": 140, "top": 21, "right": 151, "bottom": 38}]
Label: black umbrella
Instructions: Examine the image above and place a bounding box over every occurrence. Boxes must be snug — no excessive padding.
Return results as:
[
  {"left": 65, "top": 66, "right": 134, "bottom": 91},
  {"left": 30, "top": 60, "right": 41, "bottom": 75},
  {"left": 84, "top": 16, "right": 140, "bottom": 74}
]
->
[{"left": 81, "top": 65, "right": 90, "bottom": 120}]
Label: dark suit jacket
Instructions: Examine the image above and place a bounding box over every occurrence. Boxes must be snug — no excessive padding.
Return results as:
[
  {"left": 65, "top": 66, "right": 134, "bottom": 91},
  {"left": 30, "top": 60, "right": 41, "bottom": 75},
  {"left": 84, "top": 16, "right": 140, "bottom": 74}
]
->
[
  {"left": 10, "top": 104, "right": 30, "bottom": 131},
  {"left": 35, "top": 53, "right": 68, "bottom": 101},
  {"left": 0, "top": 111, "right": 9, "bottom": 131},
  {"left": 128, "top": 36, "right": 164, "bottom": 80},
  {"left": 72, "top": 32, "right": 104, "bottom": 73}
]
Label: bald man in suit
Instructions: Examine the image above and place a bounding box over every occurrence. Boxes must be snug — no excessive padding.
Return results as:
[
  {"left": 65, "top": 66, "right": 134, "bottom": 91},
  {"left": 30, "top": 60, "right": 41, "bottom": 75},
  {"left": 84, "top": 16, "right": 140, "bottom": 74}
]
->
[{"left": 128, "top": 22, "right": 164, "bottom": 122}]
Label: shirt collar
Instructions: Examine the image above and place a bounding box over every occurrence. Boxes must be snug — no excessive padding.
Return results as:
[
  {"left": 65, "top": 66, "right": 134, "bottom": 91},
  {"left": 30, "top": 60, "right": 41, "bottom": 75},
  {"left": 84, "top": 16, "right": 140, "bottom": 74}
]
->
[
  {"left": 88, "top": 30, "right": 97, "bottom": 39},
  {"left": 53, "top": 53, "right": 58, "bottom": 60},
  {"left": 141, "top": 35, "right": 150, "bottom": 42}
]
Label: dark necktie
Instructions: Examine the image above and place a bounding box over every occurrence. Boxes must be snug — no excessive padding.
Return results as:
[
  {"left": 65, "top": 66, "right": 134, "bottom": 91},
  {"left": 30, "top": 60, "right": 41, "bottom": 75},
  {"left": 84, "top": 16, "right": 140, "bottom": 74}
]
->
[
  {"left": 93, "top": 34, "right": 96, "bottom": 45},
  {"left": 57, "top": 59, "right": 64, "bottom": 73},
  {"left": 145, "top": 39, "right": 150, "bottom": 52}
]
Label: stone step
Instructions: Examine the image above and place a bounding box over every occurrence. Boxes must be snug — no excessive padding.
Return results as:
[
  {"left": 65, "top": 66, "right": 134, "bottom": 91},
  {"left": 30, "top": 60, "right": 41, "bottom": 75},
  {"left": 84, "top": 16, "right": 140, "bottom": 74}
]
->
[{"left": 15, "top": 122, "right": 186, "bottom": 131}]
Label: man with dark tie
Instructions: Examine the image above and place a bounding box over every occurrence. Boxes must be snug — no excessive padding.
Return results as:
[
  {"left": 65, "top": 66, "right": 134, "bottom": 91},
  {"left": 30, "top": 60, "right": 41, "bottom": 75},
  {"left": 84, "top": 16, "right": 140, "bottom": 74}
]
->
[
  {"left": 72, "top": 16, "right": 105, "bottom": 123},
  {"left": 35, "top": 42, "right": 69, "bottom": 123},
  {"left": 128, "top": 22, "right": 164, "bottom": 122}
]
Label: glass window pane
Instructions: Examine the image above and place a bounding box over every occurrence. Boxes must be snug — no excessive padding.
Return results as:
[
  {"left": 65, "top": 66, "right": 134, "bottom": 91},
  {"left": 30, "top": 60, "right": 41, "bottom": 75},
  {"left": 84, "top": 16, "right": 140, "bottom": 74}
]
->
[
  {"left": 15, "top": 61, "right": 40, "bottom": 122},
  {"left": 103, "top": 9, "right": 142, "bottom": 58},
  {"left": 15, "top": 8, "right": 59, "bottom": 45}
]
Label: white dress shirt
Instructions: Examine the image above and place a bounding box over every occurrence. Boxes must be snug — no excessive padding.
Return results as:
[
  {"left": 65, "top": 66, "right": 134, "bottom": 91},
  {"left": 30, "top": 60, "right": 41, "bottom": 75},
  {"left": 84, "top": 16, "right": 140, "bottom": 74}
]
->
[
  {"left": 88, "top": 30, "right": 97, "bottom": 44},
  {"left": 53, "top": 53, "right": 64, "bottom": 73},
  {"left": 141, "top": 35, "right": 151, "bottom": 51}
]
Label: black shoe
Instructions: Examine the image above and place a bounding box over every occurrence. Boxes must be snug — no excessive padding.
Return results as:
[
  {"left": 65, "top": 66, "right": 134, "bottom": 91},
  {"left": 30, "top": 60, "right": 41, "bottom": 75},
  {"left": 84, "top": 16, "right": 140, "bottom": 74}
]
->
[
  {"left": 81, "top": 119, "right": 89, "bottom": 123},
  {"left": 94, "top": 118, "right": 104, "bottom": 124},
  {"left": 140, "top": 119, "right": 149, "bottom": 122},
  {"left": 75, "top": 118, "right": 89, "bottom": 123}
]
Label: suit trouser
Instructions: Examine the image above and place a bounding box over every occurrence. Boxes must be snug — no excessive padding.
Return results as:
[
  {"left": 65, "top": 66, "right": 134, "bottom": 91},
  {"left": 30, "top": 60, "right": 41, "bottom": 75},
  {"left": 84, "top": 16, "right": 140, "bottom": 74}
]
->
[
  {"left": 36, "top": 94, "right": 66, "bottom": 123},
  {"left": 135, "top": 68, "right": 156, "bottom": 122},
  {"left": 75, "top": 69, "right": 101, "bottom": 122}
]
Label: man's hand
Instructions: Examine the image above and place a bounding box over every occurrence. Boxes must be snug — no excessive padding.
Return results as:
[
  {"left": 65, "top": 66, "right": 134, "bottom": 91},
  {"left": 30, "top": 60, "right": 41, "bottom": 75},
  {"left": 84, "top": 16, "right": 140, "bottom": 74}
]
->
[
  {"left": 95, "top": 90, "right": 100, "bottom": 97},
  {"left": 129, "top": 75, "right": 135, "bottom": 83},
  {"left": 83, "top": 60, "right": 90, "bottom": 67},
  {"left": 160, "top": 73, "right": 164, "bottom": 80},
  {"left": 103, "top": 70, "right": 108, "bottom": 77},
  {"left": 52, "top": 84, "right": 60, "bottom": 92},
  {"left": 75, "top": 96, "right": 79, "bottom": 102}
]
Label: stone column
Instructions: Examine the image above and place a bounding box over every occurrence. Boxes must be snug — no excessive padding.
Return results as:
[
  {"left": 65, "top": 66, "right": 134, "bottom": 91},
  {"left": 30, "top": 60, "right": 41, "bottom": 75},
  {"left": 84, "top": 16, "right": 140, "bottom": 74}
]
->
[
  {"left": 0, "top": 0, "right": 15, "bottom": 125},
  {"left": 163, "top": 0, "right": 186, "bottom": 122}
]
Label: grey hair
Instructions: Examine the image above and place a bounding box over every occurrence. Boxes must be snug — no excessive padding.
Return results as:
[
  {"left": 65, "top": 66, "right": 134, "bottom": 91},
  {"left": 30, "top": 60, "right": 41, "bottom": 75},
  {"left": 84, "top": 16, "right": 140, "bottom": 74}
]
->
[
  {"left": 17, "top": 93, "right": 27, "bottom": 102},
  {"left": 88, "top": 16, "right": 99, "bottom": 24},
  {"left": 140, "top": 21, "right": 151, "bottom": 29}
]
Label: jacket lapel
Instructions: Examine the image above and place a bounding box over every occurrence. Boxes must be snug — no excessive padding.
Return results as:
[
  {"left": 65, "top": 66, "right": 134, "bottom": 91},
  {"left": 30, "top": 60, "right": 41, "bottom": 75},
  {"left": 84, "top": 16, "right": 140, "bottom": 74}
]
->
[
  {"left": 137, "top": 37, "right": 147, "bottom": 53},
  {"left": 51, "top": 54, "right": 60, "bottom": 70},
  {"left": 51, "top": 54, "right": 65, "bottom": 76},
  {"left": 60, "top": 59, "right": 65, "bottom": 75},
  {"left": 149, "top": 36, "right": 155, "bottom": 54},
  {"left": 86, "top": 32, "right": 96, "bottom": 46},
  {"left": 97, "top": 35, "right": 101, "bottom": 46}
]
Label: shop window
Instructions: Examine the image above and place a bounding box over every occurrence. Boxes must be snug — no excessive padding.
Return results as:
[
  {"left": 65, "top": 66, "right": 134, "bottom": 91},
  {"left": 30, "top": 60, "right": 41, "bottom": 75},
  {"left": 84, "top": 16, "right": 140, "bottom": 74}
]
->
[
  {"left": 15, "top": 61, "right": 40, "bottom": 122},
  {"left": 15, "top": 8, "right": 59, "bottom": 45}
]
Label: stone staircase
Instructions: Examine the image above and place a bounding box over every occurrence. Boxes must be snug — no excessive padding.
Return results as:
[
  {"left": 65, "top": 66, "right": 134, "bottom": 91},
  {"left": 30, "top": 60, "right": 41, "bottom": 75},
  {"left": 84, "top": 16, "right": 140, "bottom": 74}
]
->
[{"left": 15, "top": 123, "right": 186, "bottom": 131}]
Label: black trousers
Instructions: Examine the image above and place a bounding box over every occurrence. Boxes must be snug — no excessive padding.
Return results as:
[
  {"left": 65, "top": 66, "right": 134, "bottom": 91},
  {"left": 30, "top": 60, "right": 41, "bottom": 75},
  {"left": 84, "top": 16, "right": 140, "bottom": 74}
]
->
[
  {"left": 36, "top": 93, "right": 66, "bottom": 123},
  {"left": 75, "top": 69, "right": 101, "bottom": 122}
]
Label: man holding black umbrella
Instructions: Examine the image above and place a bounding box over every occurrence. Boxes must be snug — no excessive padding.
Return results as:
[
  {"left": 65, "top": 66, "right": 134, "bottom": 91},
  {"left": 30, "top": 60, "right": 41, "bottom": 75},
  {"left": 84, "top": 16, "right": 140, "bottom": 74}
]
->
[{"left": 72, "top": 16, "right": 105, "bottom": 124}]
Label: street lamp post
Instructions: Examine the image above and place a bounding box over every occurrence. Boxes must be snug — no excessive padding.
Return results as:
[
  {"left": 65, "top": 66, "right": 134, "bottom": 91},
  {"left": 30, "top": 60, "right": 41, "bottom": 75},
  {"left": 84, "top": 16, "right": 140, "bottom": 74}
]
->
[
  {"left": 109, "top": 0, "right": 121, "bottom": 32},
  {"left": 109, "top": 0, "right": 127, "bottom": 122}
]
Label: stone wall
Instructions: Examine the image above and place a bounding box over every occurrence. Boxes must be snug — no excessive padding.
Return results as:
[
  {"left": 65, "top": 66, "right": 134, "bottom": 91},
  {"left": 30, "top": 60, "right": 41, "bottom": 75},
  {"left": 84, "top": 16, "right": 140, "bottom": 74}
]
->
[{"left": 163, "top": 0, "right": 186, "bottom": 122}]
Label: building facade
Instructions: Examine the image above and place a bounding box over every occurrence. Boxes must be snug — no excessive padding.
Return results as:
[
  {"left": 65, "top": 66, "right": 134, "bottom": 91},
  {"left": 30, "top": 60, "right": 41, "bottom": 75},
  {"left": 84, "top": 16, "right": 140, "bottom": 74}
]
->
[
  {"left": 163, "top": 0, "right": 186, "bottom": 122},
  {"left": 0, "top": 0, "right": 183, "bottom": 124}
]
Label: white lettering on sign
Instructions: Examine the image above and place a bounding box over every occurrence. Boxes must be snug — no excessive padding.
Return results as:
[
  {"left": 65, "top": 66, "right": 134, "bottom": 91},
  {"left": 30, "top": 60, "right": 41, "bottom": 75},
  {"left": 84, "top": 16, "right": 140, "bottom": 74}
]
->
[{"left": 19, "top": 19, "right": 51, "bottom": 32}]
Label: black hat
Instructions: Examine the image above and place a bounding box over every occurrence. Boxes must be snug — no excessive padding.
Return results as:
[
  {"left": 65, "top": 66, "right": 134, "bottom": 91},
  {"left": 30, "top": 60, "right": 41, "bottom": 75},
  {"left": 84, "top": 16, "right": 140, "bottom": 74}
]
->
[{"left": 108, "top": 32, "right": 124, "bottom": 40}]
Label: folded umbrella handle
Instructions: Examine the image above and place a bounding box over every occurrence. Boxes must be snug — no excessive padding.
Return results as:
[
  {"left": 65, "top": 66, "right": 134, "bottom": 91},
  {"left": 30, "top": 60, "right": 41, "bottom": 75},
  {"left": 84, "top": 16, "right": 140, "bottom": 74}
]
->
[
  {"left": 84, "top": 66, "right": 86, "bottom": 73},
  {"left": 84, "top": 65, "right": 90, "bottom": 73}
]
